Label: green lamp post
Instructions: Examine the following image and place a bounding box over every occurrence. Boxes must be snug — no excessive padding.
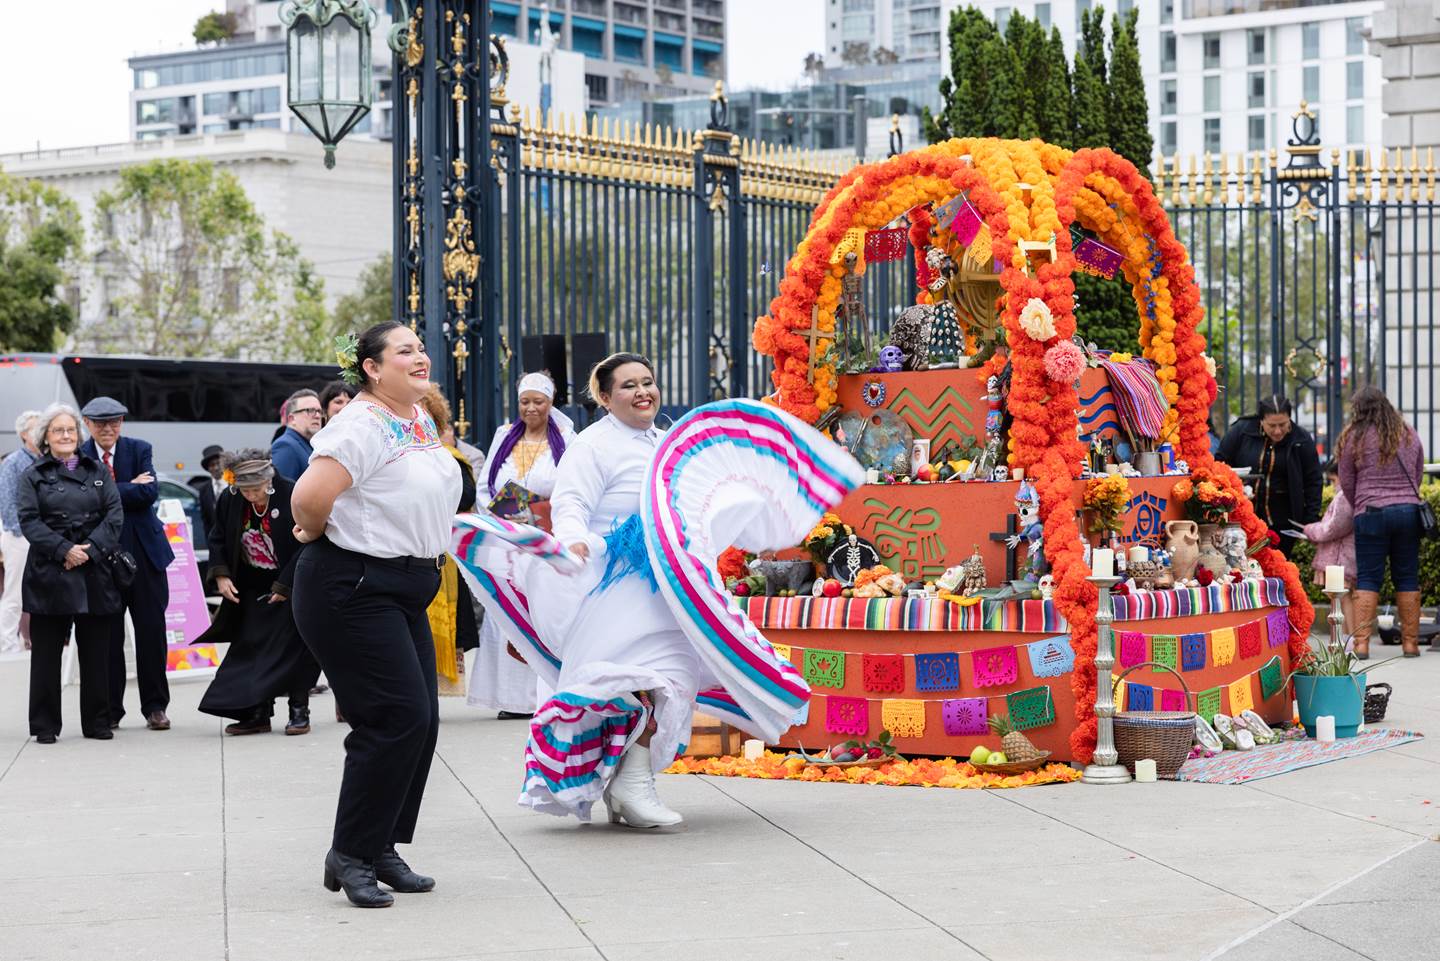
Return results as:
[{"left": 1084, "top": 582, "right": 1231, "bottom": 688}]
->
[{"left": 280, "top": 0, "right": 410, "bottom": 168}]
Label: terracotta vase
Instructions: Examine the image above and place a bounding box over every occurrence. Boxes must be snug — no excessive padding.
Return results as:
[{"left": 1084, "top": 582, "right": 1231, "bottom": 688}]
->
[{"left": 1165, "top": 519, "right": 1200, "bottom": 581}]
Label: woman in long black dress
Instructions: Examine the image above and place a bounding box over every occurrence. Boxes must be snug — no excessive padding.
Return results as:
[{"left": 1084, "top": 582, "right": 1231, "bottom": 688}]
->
[{"left": 195, "top": 450, "right": 320, "bottom": 735}]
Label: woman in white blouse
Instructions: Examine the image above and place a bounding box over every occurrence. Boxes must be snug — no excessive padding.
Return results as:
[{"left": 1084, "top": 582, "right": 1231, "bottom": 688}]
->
[
  {"left": 290, "top": 321, "right": 461, "bottom": 909},
  {"left": 468, "top": 372, "right": 575, "bottom": 718}
]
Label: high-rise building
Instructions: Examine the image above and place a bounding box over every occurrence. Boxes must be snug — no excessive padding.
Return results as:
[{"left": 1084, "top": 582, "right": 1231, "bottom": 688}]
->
[
  {"left": 490, "top": 1, "right": 727, "bottom": 108},
  {"left": 825, "top": 0, "right": 944, "bottom": 66},
  {"left": 938, "top": 1, "right": 1385, "bottom": 161}
]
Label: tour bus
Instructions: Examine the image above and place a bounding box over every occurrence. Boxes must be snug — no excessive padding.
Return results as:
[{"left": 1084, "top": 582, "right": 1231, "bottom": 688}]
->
[{"left": 0, "top": 354, "right": 337, "bottom": 554}]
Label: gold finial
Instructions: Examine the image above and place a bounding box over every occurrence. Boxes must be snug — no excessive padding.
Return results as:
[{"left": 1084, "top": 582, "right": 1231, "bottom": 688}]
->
[
  {"left": 1426, "top": 147, "right": 1436, "bottom": 202},
  {"left": 1360, "top": 148, "right": 1373, "bottom": 202},
  {"left": 890, "top": 113, "right": 900, "bottom": 133},
  {"left": 1218, "top": 153, "right": 1231, "bottom": 206},
  {"left": 1201, "top": 152, "right": 1214, "bottom": 205},
  {"left": 1294, "top": 100, "right": 1315, "bottom": 120},
  {"left": 1378, "top": 148, "right": 1391, "bottom": 201},
  {"left": 1410, "top": 146, "right": 1421, "bottom": 202},
  {"left": 710, "top": 79, "right": 724, "bottom": 101},
  {"left": 1347, "top": 149, "right": 1358, "bottom": 202}
]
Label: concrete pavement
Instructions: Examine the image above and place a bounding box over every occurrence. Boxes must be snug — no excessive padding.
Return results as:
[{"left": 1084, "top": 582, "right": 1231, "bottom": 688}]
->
[{"left": 1, "top": 647, "right": 1437, "bottom": 961}]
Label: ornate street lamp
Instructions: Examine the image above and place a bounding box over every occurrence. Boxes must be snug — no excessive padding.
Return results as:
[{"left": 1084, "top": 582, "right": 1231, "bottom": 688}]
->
[{"left": 281, "top": 0, "right": 409, "bottom": 168}]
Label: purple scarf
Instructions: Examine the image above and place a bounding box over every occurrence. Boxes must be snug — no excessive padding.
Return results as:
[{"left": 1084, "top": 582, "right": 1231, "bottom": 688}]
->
[
  {"left": 487, "top": 418, "right": 567, "bottom": 496},
  {"left": 61, "top": 455, "right": 80, "bottom": 471}
]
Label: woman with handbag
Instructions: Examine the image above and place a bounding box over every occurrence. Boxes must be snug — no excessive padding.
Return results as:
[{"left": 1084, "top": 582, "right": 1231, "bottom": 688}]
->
[
  {"left": 1337, "top": 386, "right": 1429, "bottom": 658},
  {"left": 194, "top": 450, "right": 320, "bottom": 735},
  {"left": 16, "top": 403, "right": 125, "bottom": 743}
]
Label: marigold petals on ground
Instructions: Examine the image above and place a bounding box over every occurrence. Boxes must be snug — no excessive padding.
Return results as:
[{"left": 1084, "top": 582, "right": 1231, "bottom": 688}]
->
[{"left": 665, "top": 752, "right": 1081, "bottom": 789}]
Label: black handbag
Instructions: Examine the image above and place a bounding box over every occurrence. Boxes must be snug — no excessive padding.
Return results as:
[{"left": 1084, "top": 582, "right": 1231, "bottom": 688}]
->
[
  {"left": 1403, "top": 466, "right": 1438, "bottom": 539},
  {"left": 103, "top": 548, "right": 139, "bottom": 590}
]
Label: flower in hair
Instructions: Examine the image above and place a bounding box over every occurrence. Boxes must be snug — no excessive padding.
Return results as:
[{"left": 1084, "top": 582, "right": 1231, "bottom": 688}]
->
[{"left": 334, "top": 333, "right": 362, "bottom": 386}]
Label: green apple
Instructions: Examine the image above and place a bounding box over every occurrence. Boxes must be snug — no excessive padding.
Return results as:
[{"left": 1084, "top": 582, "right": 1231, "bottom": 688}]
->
[
  {"left": 988, "top": 751, "right": 1007, "bottom": 764},
  {"left": 968, "top": 745, "right": 992, "bottom": 765}
]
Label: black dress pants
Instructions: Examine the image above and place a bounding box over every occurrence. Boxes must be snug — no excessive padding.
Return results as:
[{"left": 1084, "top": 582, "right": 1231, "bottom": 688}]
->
[
  {"left": 30, "top": 613, "right": 114, "bottom": 738},
  {"left": 107, "top": 561, "right": 171, "bottom": 723},
  {"left": 292, "top": 538, "right": 441, "bottom": 859}
]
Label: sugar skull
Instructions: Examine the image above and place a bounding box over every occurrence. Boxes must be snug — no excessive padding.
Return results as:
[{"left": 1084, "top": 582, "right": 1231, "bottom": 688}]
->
[{"left": 876, "top": 345, "right": 904, "bottom": 372}]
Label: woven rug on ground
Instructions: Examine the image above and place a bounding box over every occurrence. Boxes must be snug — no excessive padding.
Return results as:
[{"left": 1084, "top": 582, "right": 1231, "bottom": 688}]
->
[
  {"left": 1173, "top": 728, "right": 1424, "bottom": 784},
  {"left": 665, "top": 752, "right": 1080, "bottom": 789}
]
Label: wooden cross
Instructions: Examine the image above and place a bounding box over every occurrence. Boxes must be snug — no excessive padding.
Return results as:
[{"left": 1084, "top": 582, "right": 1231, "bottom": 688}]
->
[
  {"left": 988, "top": 513, "right": 1020, "bottom": 583},
  {"left": 801, "top": 304, "right": 828, "bottom": 384}
]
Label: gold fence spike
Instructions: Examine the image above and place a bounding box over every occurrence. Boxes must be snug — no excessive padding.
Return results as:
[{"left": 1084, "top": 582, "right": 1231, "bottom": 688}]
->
[
  {"left": 1426, "top": 146, "right": 1436, "bottom": 202},
  {"left": 1347, "top": 149, "right": 1358, "bottom": 202},
  {"left": 1411, "top": 146, "right": 1421, "bottom": 202},
  {"left": 1218, "top": 153, "right": 1230, "bottom": 206},
  {"left": 1361, "top": 148, "right": 1373, "bottom": 202},
  {"left": 1378, "top": 148, "right": 1391, "bottom": 201}
]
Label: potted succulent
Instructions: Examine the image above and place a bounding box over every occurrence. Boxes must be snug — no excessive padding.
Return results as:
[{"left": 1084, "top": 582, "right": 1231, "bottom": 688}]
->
[{"left": 1290, "top": 626, "right": 1401, "bottom": 739}]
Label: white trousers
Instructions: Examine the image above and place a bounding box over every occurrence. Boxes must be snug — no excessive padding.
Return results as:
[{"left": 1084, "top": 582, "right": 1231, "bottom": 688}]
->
[{"left": 0, "top": 530, "right": 29, "bottom": 652}]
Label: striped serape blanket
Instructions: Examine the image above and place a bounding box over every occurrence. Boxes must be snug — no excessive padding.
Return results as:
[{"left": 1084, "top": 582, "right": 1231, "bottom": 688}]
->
[{"left": 1099, "top": 355, "right": 1169, "bottom": 439}]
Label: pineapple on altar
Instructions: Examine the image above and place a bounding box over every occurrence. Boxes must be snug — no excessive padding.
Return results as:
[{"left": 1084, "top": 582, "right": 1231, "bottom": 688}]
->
[{"left": 730, "top": 138, "right": 1315, "bottom": 769}]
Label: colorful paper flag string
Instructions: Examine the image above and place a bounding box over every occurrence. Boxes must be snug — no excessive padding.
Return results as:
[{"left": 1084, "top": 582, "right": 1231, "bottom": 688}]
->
[
  {"left": 1181, "top": 633, "right": 1207, "bottom": 671},
  {"left": 1007, "top": 686, "right": 1055, "bottom": 730},
  {"left": 1125, "top": 682, "right": 1154, "bottom": 712},
  {"left": 881, "top": 699, "right": 927, "bottom": 738},
  {"left": 1211, "top": 627, "right": 1237, "bottom": 667},
  {"left": 1026, "top": 635, "right": 1075, "bottom": 678},
  {"left": 1258, "top": 656, "right": 1285, "bottom": 700},
  {"left": 915, "top": 651, "right": 961, "bottom": 691},
  {"left": 825, "top": 695, "right": 868, "bottom": 736},
  {"left": 862, "top": 653, "right": 906, "bottom": 693},
  {"left": 803, "top": 648, "right": 846, "bottom": 689},
  {"left": 942, "top": 697, "right": 988, "bottom": 735},
  {"left": 971, "top": 646, "right": 1018, "bottom": 688}
]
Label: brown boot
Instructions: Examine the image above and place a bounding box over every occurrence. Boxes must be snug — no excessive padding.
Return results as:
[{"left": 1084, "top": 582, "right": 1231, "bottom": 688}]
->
[
  {"left": 1350, "top": 590, "right": 1379, "bottom": 659},
  {"left": 1396, "top": 591, "right": 1422, "bottom": 657}
]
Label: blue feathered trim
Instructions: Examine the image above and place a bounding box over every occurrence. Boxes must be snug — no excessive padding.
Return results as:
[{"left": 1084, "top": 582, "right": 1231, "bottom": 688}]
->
[{"left": 594, "top": 514, "right": 659, "bottom": 594}]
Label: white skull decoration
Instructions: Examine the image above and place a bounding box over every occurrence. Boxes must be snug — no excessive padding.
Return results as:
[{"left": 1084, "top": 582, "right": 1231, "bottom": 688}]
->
[
  {"left": 992, "top": 465, "right": 1010, "bottom": 482},
  {"left": 1038, "top": 574, "right": 1055, "bottom": 600}
]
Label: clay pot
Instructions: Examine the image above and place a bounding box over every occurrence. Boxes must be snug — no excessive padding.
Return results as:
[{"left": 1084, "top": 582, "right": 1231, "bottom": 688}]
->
[
  {"left": 1196, "top": 523, "right": 1228, "bottom": 578},
  {"left": 1166, "top": 519, "right": 1200, "bottom": 581}
]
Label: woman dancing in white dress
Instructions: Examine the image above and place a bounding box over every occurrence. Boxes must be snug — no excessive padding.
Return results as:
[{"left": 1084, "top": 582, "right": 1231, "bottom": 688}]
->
[{"left": 453, "top": 352, "right": 863, "bottom": 828}]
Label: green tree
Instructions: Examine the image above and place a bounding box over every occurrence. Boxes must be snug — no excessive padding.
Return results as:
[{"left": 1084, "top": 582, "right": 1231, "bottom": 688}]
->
[
  {"left": 193, "top": 11, "right": 237, "bottom": 46},
  {"left": 1106, "top": 8, "right": 1153, "bottom": 172},
  {"left": 84, "top": 159, "right": 329, "bottom": 361},
  {"left": 1039, "top": 27, "right": 1073, "bottom": 145},
  {"left": 0, "top": 170, "right": 82, "bottom": 352},
  {"left": 1072, "top": 6, "right": 1109, "bottom": 148},
  {"left": 333, "top": 252, "right": 393, "bottom": 335},
  {"left": 923, "top": 7, "right": 1003, "bottom": 141}
]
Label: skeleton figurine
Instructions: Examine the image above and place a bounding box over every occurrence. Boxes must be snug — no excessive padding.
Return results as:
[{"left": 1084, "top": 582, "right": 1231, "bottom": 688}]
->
[
  {"left": 837, "top": 251, "right": 871, "bottom": 360},
  {"left": 937, "top": 545, "right": 989, "bottom": 597},
  {"left": 888, "top": 304, "right": 933, "bottom": 372},
  {"left": 973, "top": 375, "right": 1005, "bottom": 477},
  {"left": 825, "top": 533, "right": 882, "bottom": 588},
  {"left": 1005, "top": 481, "right": 1048, "bottom": 582}
]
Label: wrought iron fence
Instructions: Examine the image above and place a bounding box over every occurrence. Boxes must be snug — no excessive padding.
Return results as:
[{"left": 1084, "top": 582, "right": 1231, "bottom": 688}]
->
[{"left": 1156, "top": 107, "right": 1439, "bottom": 455}]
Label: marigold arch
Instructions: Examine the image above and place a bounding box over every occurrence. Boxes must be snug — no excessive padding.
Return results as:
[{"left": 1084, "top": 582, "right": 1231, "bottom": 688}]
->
[{"left": 753, "top": 139, "right": 1315, "bottom": 762}]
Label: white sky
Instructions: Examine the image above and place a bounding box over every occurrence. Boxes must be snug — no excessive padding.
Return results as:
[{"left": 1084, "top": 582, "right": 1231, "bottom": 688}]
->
[{"left": 0, "top": 1, "right": 825, "bottom": 156}]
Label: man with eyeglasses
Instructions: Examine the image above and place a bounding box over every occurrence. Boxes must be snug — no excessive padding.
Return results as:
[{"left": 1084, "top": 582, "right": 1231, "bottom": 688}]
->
[
  {"left": 271, "top": 389, "right": 324, "bottom": 482},
  {"left": 80, "top": 396, "right": 175, "bottom": 731}
]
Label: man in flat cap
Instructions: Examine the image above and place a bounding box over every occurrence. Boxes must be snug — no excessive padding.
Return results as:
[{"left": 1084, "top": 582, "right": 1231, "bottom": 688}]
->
[
  {"left": 192, "top": 444, "right": 225, "bottom": 535},
  {"left": 80, "top": 397, "right": 176, "bottom": 731}
]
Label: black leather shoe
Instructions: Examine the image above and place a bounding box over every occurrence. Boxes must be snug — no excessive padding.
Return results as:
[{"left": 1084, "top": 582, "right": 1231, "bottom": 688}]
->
[
  {"left": 36, "top": 733, "right": 56, "bottom": 744},
  {"left": 496, "top": 711, "right": 533, "bottom": 720},
  {"left": 84, "top": 729, "right": 114, "bottom": 740},
  {"left": 322, "top": 849, "right": 394, "bottom": 908},
  {"left": 285, "top": 707, "right": 311, "bottom": 736},
  {"left": 374, "top": 846, "right": 435, "bottom": 893}
]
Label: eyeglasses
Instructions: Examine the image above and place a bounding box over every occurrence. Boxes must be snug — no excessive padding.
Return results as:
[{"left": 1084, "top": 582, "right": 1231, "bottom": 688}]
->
[
  {"left": 49, "top": 427, "right": 79, "bottom": 436},
  {"left": 292, "top": 406, "right": 323, "bottom": 416}
]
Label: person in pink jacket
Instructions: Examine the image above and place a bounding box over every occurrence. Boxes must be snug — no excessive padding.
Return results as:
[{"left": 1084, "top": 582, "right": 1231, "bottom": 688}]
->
[{"left": 1303, "top": 461, "right": 1356, "bottom": 639}]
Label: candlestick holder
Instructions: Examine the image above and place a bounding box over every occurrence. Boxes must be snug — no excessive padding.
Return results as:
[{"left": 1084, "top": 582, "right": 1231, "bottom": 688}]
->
[
  {"left": 1325, "top": 587, "right": 1348, "bottom": 651},
  {"left": 1083, "top": 575, "right": 1132, "bottom": 784}
]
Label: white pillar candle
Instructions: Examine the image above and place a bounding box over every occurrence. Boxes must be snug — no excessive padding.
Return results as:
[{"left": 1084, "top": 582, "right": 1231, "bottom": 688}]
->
[
  {"left": 1011, "top": 467, "right": 1025, "bottom": 481},
  {"left": 742, "top": 738, "right": 764, "bottom": 760},
  {"left": 1128, "top": 546, "right": 1150, "bottom": 565},
  {"left": 1106, "top": 464, "right": 1121, "bottom": 475},
  {"left": 865, "top": 468, "right": 881, "bottom": 485},
  {"left": 1324, "top": 565, "right": 1346, "bottom": 593},
  {"left": 1134, "top": 759, "right": 1157, "bottom": 782},
  {"left": 1091, "top": 548, "right": 1115, "bottom": 579},
  {"left": 1315, "top": 716, "right": 1336, "bottom": 743}
]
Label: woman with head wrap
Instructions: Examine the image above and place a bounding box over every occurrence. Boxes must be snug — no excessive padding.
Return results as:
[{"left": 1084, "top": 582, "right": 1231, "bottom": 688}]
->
[
  {"left": 467, "top": 373, "right": 576, "bottom": 718},
  {"left": 194, "top": 449, "right": 320, "bottom": 735}
]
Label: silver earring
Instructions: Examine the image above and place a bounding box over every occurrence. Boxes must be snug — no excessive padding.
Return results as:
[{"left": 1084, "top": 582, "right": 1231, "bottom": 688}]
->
[{"left": 266, "top": 486, "right": 275, "bottom": 496}]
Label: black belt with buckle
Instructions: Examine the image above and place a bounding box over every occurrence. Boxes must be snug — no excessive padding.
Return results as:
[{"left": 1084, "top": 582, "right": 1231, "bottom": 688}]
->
[{"left": 366, "top": 553, "right": 446, "bottom": 571}]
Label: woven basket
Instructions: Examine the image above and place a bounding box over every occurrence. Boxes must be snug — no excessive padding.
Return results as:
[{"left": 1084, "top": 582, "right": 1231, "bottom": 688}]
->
[
  {"left": 1112, "top": 662, "right": 1195, "bottom": 779},
  {"left": 1364, "top": 682, "right": 1392, "bottom": 724},
  {"left": 974, "top": 751, "right": 1052, "bottom": 775}
]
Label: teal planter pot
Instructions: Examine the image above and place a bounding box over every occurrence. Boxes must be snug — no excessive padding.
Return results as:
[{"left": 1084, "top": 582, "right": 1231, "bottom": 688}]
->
[{"left": 1293, "top": 674, "right": 1364, "bottom": 738}]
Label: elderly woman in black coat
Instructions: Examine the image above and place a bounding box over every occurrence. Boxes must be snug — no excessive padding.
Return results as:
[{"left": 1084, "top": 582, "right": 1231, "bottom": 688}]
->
[
  {"left": 194, "top": 450, "right": 320, "bottom": 736},
  {"left": 18, "top": 403, "right": 124, "bottom": 743}
]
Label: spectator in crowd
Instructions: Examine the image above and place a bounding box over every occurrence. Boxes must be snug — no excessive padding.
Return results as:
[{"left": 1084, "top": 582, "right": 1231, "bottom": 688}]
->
[
  {"left": 271, "top": 389, "right": 324, "bottom": 481},
  {"left": 193, "top": 444, "right": 225, "bottom": 535},
  {"left": 1217, "top": 395, "right": 1323, "bottom": 558},
  {"left": 320, "top": 381, "right": 357, "bottom": 423},
  {"left": 0, "top": 410, "right": 42, "bottom": 654},
  {"left": 469, "top": 372, "right": 574, "bottom": 719},
  {"left": 1337, "top": 386, "right": 1427, "bottom": 659},
  {"left": 418, "top": 385, "right": 479, "bottom": 698},
  {"left": 195, "top": 449, "right": 320, "bottom": 736},
  {"left": 80, "top": 397, "right": 175, "bottom": 732},
  {"left": 19, "top": 404, "right": 124, "bottom": 743},
  {"left": 1302, "top": 460, "right": 1357, "bottom": 635}
]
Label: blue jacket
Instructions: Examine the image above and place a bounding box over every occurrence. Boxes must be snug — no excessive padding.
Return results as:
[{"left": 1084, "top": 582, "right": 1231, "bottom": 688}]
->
[
  {"left": 270, "top": 427, "right": 313, "bottom": 482},
  {"left": 80, "top": 435, "right": 175, "bottom": 573},
  {"left": 0, "top": 446, "right": 39, "bottom": 535}
]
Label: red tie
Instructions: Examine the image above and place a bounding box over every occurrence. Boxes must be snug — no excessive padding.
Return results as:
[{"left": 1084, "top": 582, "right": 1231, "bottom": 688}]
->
[{"left": 103, "top": 451, "right": 114, "bottom": 479}]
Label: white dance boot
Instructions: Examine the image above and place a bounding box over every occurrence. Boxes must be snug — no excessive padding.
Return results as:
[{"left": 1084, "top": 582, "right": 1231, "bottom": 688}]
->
[{"left": 603, "top": 744, "right": 683, "bottom": 828}]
